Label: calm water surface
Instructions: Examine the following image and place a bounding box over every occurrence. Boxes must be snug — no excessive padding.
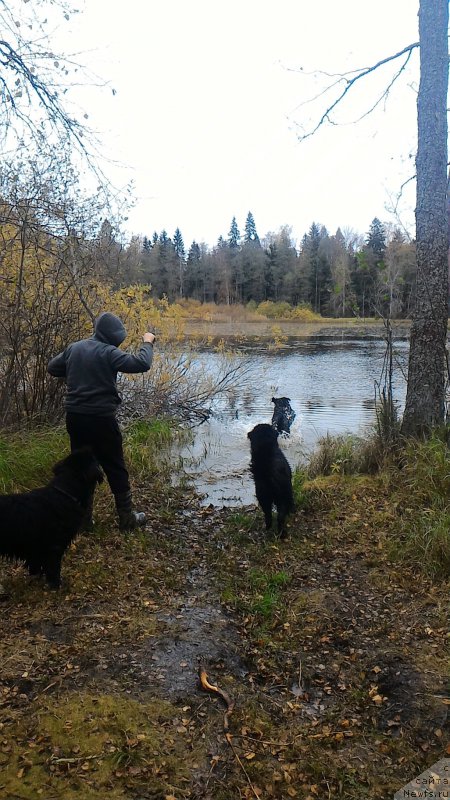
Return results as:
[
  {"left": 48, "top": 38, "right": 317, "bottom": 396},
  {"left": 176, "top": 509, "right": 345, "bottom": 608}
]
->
[{"left": 177, "top": 336, "right": 408, "bottom": 506}]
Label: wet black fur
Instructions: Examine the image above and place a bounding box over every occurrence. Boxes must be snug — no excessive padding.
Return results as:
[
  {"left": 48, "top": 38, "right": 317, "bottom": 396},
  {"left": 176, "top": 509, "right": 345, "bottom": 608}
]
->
[
  {"left": 248, "top": 423, "right": 295, "bottom": 538},
  {"left": 0, "top": 449, "right": 103, "bottom": 589},
  {"left": 271, "top": 396, "right": 296, "bottom": 435}
]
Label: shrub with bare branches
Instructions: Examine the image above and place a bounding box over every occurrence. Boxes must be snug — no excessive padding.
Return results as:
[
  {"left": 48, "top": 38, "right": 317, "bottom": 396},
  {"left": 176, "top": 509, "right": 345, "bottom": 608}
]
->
[{"left": 118, "top": 351, "right": 255, "bottom": 425}]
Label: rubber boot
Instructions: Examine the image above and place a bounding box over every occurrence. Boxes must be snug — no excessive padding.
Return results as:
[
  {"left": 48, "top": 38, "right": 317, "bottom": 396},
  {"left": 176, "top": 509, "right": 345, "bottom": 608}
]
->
[{"left": 114, "top": 490, "right": 146, "bottom": 532}]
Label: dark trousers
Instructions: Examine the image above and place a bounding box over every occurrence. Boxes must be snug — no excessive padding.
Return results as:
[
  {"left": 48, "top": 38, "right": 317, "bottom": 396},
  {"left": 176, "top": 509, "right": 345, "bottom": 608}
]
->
[{"left": 66, "top": 412, "right": 130, "bottom": 496}]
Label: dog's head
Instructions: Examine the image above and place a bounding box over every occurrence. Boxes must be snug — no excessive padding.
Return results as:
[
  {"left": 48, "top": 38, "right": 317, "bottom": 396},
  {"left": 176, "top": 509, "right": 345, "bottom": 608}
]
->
[
  {"left": 53, "top": 448, "right": 104, "bottom": 486},
  {"left": 272, "top": 396, "right": 292, "bottom": 408},
  {"left": 248, "top": 423, "right": 279, "bottom": 450}
]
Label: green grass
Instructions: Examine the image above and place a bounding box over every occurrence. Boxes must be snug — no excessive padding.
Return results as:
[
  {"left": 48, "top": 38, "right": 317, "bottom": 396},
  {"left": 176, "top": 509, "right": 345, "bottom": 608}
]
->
[
  {"left": 307, "top": 432, "right": 381, "bottom": 477},
  {"left": 221, "top": 511, "right": 257, "bottom": 543},
  {"left": 387, "top": 434, "right": 450, "bottom": 579},
  {"left": 306, "top": 430, "right": 450, "bottom": 580},
  {"left": 248, "top": 568, "right": 290, "bottom": 618},
  {"left": 226, "top": 511, "right": 255, "bottom": 530},
  {"left": 123, "top": 418, "right": 184, "bottom": 480},
  {"left": 0, "top": 419, "right": 181, "bottom": 493},
  {"left": 0, "top": 426, "right": 68, "bottom": 492},
  {"left": 292, "top": 466, "right": 309, "bottom": 509},
  {"left": 220, "top": 564, "right": 291, "bottom": 620}
]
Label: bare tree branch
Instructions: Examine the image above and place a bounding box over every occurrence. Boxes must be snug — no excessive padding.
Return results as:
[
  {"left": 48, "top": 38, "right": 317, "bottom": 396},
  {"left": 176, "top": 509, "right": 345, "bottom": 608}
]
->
[
  {"left": 0, "top": 1, "right": 117, "bottom": 183},
  {"left": 294, "top": 42, "right": 419, "bottom": 140}
]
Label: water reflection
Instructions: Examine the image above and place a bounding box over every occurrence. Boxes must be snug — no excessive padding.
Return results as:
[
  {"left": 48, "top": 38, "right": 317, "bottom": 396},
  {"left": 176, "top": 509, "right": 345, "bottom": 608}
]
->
[{"left": 176, "top": 336, "right": 408, "bottom": 507}]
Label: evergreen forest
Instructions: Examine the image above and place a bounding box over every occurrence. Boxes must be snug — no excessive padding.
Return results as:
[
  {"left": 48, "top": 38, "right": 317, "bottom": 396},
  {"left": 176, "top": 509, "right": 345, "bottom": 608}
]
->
[{"left": 119, "top": 213, "right": 416, "bottom": 318}]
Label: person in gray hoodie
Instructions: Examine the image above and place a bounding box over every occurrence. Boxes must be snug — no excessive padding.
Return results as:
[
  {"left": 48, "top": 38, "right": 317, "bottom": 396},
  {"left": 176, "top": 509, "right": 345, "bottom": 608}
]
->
[{"left": 48, "top": 312, "right": 155, "bottom": 531}]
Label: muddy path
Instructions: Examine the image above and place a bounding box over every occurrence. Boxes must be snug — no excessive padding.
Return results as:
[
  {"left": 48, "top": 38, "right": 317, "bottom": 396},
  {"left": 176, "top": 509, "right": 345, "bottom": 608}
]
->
[{"left": 0, "top": 481, "right": 448, "bottom": 800}]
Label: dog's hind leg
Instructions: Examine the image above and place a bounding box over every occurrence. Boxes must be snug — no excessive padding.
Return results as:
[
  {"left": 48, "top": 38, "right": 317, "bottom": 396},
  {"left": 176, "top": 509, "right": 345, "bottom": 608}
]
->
[
  {"left": 263, "top": 508, "right": 273, "bottom": 531},
  {"left": 276, "top": 503, "right": 290, "bottom": 540},
  {"left": 256, "top": 492, "right": 273, "bottom": 531},
  {"left": 42, "top": 547, "right": 64, "bottom": 589}
]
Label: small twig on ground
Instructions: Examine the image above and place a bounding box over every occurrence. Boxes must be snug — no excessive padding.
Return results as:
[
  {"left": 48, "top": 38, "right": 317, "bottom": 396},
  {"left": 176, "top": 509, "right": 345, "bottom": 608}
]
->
[
  {"left": 198, "top": 664, "right": 261, "bottom": 799},
  {"left": 198, "top": 664, "right": 235, "bottom": 731},
  {"left": 49, "top": 753, "right": 102, "bottom": 764},
  {"left": 39, "top": 680, "right": 60, "bottom": 695},
  {"left": 225, "top": 731, "right": 262, "bottom": 800}
]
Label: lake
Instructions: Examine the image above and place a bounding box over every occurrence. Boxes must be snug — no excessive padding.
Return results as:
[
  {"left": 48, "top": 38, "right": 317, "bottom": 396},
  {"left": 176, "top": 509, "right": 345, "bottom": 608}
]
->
[{"left": 175, "top": 335, "right": 409, "bottom": 507}]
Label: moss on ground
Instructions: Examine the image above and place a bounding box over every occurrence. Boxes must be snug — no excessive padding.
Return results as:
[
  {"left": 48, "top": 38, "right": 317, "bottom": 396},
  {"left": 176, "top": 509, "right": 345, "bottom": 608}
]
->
[{"left": 2, "top": 693, "right": 189, "bottom": 800}]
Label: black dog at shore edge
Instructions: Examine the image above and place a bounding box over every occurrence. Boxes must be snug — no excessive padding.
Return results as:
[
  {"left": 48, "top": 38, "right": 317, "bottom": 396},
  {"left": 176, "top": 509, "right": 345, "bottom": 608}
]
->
[
  {"left": 248, "top": 423, "right": 295, "bottom": 538},
  {"left": 0, "top": 449, "right": 103, "bottom": 589}
]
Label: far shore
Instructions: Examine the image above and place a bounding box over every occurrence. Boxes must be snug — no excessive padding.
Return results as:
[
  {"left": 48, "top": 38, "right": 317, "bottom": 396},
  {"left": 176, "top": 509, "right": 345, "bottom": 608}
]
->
[{"left": 182, "top": 317, "right": 412, "bottom": 339}]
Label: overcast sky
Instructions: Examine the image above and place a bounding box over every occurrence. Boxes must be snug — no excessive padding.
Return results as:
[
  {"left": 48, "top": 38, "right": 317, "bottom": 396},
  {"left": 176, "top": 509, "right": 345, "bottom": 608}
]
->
[{"left": 64, "top": 0, "right": 420, "bottom": 248}]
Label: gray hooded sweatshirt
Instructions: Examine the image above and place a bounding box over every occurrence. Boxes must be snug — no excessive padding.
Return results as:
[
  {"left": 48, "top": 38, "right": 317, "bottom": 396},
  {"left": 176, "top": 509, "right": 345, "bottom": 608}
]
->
[{"left": 47, "top": 312, "right": 154, "bottom": 415}]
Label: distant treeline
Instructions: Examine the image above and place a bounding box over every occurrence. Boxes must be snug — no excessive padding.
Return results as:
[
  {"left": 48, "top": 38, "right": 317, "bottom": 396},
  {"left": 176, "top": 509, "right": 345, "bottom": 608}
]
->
[
  {"left": 0, "top": 179, "right": 415, "bottom": 427},
  {"left": 101, "top": 212, "right": 416, "bottom": 319}
]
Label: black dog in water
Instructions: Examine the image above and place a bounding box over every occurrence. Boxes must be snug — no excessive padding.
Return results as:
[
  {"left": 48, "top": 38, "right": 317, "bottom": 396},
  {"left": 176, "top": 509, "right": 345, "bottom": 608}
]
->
[
  {"left": 248, "top": 423, "right": 295, "bottom": 538},
  {"left": 0, "top": 449, "right": 103, "bottom": 589},
  {"left": 271, "top": 396, "right": 296, "bottom": 435}
]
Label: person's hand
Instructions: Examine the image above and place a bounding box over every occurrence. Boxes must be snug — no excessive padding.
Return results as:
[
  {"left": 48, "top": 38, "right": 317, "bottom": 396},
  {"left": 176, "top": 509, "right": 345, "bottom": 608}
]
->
[{"left": 143, "top": 332, "right": 156, "bottom": 344}]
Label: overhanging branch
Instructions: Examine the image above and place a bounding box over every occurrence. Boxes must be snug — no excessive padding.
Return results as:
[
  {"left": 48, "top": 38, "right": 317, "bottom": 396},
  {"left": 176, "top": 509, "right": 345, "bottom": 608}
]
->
[{"left": 295, "top": 42, "right": 419, "bottom": 140}]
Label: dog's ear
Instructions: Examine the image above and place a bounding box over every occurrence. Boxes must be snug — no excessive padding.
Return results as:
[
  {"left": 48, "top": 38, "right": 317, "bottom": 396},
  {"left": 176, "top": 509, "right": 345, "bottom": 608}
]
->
[
  {"left": 271, "top": 397, "right": 276, "bottom": 403},
  {"left": 79, "top": 453, "right": 103, "bottom": 485},
  {"left": 53, "top": 447, "right": 93, "bottom": 474},
  {"left": 54, "top": 450, "right": 103, "bottom": 485}
]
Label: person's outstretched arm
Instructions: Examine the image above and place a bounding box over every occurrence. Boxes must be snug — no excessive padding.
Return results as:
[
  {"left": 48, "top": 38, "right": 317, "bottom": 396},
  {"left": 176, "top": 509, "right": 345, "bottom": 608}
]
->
[{"left": 109, "top": 332, "right": 156, "bottom": 374}]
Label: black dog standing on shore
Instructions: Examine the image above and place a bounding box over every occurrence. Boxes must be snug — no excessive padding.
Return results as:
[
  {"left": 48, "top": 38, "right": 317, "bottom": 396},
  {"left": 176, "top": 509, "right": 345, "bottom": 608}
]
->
[
  {"left": 271, "top": 396, "right": 296, "bottom": 435},
  {"left": 0, "top": 449, "right": 103, "bottom": 589},
  {"left": 248, "top": 423, "right": 295, "bottom": 538}
]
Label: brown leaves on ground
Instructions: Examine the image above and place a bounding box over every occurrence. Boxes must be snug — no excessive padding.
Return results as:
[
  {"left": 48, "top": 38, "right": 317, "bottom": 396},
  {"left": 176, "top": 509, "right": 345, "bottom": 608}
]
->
[{"left": 0, "top": 475, "right": 448, "bottom": 799}]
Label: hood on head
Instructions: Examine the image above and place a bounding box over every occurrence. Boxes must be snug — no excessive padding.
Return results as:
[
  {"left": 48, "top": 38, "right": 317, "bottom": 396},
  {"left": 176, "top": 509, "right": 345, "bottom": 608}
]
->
[{"left": 94, "top": 312, "right": 126, "bottom": 346}]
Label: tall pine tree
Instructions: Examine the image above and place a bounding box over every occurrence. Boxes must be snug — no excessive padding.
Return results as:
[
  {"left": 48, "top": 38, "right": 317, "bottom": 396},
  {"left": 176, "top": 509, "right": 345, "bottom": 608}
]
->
[
  {"left": 228, "top": 216, "right": 241, "bottom": 249},
  {"left": 173, "top": 227, "right": 186, "bottom": 298},
  {"left": 244, "top": 211, "right": 260, "bottom": 245}
]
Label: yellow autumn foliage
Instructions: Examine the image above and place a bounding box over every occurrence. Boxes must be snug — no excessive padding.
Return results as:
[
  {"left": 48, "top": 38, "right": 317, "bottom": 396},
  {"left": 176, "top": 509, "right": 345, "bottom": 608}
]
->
[
  {"left": 0, "top": 217, "right": 251, "bottom": 424},
  {"left": 0, "top": 216, "right": 191, "bottom": 423},
  {"left": 99, "top": 286, "right": 187, "bottom": 347}
]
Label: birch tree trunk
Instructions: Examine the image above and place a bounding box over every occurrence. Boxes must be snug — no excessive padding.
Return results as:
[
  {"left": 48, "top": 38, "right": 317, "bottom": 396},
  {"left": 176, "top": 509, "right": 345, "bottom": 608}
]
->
[{"left": 402, "top": 0, "right": 449, "bottom": 435}]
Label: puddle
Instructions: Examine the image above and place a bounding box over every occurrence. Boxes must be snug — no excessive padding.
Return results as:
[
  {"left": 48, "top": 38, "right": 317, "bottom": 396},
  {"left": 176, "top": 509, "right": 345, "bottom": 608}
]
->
[{"left": 144, "top": 601, "right": 248, "bottom": 697}]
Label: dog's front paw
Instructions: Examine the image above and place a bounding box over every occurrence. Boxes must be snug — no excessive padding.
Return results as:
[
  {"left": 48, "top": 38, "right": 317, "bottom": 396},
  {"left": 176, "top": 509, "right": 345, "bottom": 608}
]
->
[{"left": 45, "top": 577, "right": 62, "bottom": 590}]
